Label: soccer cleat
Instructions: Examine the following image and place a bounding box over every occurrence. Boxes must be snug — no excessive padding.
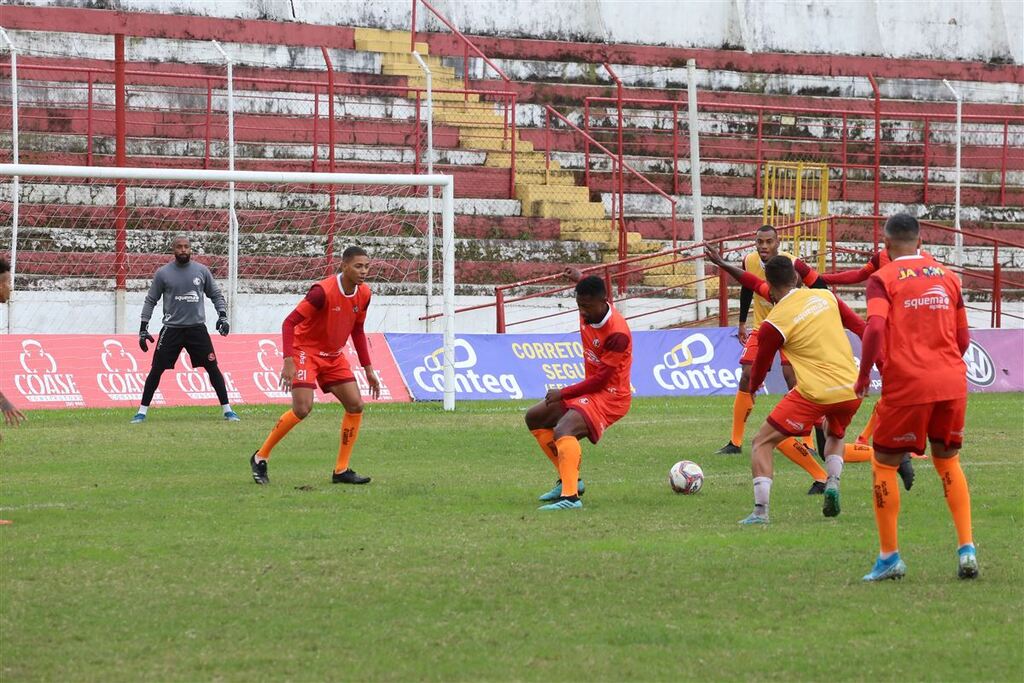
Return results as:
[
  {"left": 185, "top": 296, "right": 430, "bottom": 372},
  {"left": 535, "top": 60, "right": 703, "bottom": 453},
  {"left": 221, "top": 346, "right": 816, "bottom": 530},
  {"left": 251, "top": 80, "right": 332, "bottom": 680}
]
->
[
  {"left": 957, "top": 544, "right": 979, "bottom": 580},
  {"left": 823, "top": 478, "right": 841, "bottom": 517},
  {"left": 250, "top": 453, "right": 269, "bottom": 485},
  {"left": 332, "top": 469, "right": 371, "bottom": 485},
  {"left": 807, "top": 480, "right": 826, "bottom": 495},
  {"left": 129, "top": 412, "right": 146, "bottom": 424},
  {"left": 862, "top": 553, "right": 907, "bottom": 581},
  {"left": 538, "top": 479, "right": 586, "bottom": 501},
  {"left": 738, "top": 511, "right": 769, "bottom": 525},
  {"left": 538, "top": 496, "right": 582, "bottom": 511},
  {"left": 897, "top": 454, "right": 915, "bottom": 491},
  {"left": 715, "top": 441, "right": 742, "bottom": 455},
  {"left": 224, "top": 411, "right": 241, "bottom": 422}
]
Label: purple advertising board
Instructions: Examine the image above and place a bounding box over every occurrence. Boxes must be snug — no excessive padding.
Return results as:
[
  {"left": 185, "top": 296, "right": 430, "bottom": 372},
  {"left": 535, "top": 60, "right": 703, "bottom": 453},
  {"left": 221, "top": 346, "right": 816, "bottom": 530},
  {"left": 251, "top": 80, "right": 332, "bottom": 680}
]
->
[{"left": 386, "top": 328, "right": 1023, "bottom": 402}]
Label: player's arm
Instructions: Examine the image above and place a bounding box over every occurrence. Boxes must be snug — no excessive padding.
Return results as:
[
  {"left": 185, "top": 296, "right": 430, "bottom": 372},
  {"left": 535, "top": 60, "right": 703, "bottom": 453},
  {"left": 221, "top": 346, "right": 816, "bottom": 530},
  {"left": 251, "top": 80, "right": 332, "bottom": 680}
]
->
[
  {"left": 793, "top": 258, "right": 828, "bottom": 289},
  {"left": 836, "top": 297, "right": 867, "bottom": 338},
  {"left": 747, "top": 323, "right": 783, "bottom": 397},
  {"left": 956, "top": 290, "right": 970, "bottom": 354},
  {"left": 202, "top": 267, "right": 230, "bottom": 336},
  {"left": 819, "top": 254, "right": 879, "bottom": 286},
  {"left": 352, "top": 294, "right": 380, "bottom": 400},
  {"left": 139, "top": 270, "right": 163, "bottom": 352},
  {"left": 0, "top": 390, "right": 25, "bottom": 428},
  {"left": 855, "top": 275, "right": 889, "bottom": 396},
  {"left": 279, "top": 285, "right": 326, "bottom": 391},
  {"left": 546, "top": 333, "right": 628, "bottom": 404}
]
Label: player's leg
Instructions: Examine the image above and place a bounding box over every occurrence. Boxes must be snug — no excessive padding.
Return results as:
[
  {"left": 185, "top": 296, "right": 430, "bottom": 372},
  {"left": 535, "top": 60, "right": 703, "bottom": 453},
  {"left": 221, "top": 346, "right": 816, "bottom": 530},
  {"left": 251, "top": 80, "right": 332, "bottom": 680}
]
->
[
  {"left": 326, "top": 379, "right": 371, "bottom": 484},
  {"left": 776, "top": 436, "right": 828, "bottom": 494},
  {"left": 818, "top": 398, "right": 862, "bottom": 518},
  {"left": 537, "top": 407, "right": 591, "bottom": 510},
  {"left": 187, "top": 327, "right": 237, "bottom": 420},
  {"left": 132, "top": 327, "right": 184, "bottom": 423},
  {"left": 740, "top": 421, "right": 787, "bottom": 524},
  {"left": 927, "top": 397, "right": 976, "bottom": 578},
  {"left": 525, "top": 400, "right": 566, "bottom": 474},
  {"left": 856, "top": 403, "right": 879, "bottom": 445},
  {"left": 781, "top": 360, "right": 818, "bottom": 453},
  {"left": 718, "top": 345, "right": 755, "bottom": 454},
  {"left": 249, "top": 387, "right": 311, "bottom": 485}
]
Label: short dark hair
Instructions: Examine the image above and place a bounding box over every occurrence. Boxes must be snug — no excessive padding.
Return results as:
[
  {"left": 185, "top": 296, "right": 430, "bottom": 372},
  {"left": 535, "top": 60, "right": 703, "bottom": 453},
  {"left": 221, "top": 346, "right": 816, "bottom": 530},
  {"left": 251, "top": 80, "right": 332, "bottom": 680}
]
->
[
  {"left": 884, "top": 213, "right": 919, "bottom": 243},
  {"left": 342, "top": 246, "right": 368, "bottom": 261},
  {"left": 0, "top": 257, "right": 9, "bottom": 275},
  {"left": 575, "top": 275, "right": 606, "bottom": 299},
  {"left": 764, "top": 255, "right": 798, "bottom": 288},
  {"left": 756, "top": 225, "right": 778, "bottom": 237}
]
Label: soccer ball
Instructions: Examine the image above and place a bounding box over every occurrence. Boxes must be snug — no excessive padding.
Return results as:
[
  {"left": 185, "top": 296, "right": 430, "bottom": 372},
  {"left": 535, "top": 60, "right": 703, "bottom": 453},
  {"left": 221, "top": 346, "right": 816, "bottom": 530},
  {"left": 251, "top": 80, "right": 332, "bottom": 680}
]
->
[{"left": 669, "top": 460, "right": 704, "bottom": 495}]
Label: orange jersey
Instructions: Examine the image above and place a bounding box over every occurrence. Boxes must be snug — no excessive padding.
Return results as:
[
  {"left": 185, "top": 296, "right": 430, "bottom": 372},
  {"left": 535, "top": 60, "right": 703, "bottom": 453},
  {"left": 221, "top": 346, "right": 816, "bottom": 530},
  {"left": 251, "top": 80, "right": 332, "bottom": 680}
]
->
[
  {"left": 571, "top": 305, "right": 633, "bottom": 404},
  {"left": 866, "top": 255, "right": 967, "bottom": 406},
  {"left": 293, "top": 275, "right": 371, "bottom": 356}
]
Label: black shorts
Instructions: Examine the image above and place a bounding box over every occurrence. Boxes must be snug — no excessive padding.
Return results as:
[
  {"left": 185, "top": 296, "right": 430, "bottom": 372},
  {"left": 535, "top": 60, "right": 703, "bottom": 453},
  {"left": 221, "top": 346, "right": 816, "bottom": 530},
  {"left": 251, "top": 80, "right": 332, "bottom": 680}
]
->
[{"left": 153, "top": 325, "right": 217, "bottom": 370}]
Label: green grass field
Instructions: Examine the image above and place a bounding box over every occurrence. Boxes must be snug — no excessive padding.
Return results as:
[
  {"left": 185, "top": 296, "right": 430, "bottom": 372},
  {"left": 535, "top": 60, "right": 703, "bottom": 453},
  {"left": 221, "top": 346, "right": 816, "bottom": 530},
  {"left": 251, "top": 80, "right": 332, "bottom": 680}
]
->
[{"left": 2, "top": 394, "right": 1022, "bottom": 681}]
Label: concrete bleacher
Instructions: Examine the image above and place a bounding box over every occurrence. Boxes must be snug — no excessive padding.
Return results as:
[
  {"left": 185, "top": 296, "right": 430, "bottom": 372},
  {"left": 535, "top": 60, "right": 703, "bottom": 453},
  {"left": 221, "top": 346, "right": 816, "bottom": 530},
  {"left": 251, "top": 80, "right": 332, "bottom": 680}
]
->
[{"left": 2, "top": 16, "right": 1021, "bottom": 310}]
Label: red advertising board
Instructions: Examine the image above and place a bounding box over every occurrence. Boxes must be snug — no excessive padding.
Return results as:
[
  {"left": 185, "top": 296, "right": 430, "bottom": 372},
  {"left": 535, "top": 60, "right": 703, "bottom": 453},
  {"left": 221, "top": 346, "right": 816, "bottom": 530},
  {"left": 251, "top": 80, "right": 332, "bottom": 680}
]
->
[{"left": 0, "top": 334, "right": 411, "bottom": 410}]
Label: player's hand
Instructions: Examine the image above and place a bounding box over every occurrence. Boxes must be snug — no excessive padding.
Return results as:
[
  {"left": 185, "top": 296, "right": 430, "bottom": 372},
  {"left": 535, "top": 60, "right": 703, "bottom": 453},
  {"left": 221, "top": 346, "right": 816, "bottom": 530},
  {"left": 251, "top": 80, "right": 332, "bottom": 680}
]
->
[
  {"left": 280, "top": 358, "right": 296, "bottom": 392},
  {"left": 139, "top": 323, "right": 155, "bottom": 352},
  {"left": 216, "top": 315, "right": 230, "bottom": 337},
  {"left": 562, "top": 267, "right": 582, "bottom": 283},
  {"left": 365, "top": 367, "right": 381, "bottom": 400},
  {"left": 854, "top": 375, "right": 870, "bottom": 398},
  {"left": 544, "top": 388, "right": 563, "bottom": 406},
  {"left": 0, "top": 396, "right": 25, "bottom": 427},
  {"left": 737, "top": 322, "right": 748, "bottom": 343},
  {"left": 703, "top": 245, "right": 726, "bottom": 267}
]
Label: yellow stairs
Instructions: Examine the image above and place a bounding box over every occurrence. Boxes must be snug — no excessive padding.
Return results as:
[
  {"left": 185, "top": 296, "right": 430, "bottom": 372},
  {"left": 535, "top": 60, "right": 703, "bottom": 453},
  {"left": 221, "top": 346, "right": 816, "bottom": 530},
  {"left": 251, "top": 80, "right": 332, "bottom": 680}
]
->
[{"left": 353, "top": 28, "right": 662, "bottom": 265}]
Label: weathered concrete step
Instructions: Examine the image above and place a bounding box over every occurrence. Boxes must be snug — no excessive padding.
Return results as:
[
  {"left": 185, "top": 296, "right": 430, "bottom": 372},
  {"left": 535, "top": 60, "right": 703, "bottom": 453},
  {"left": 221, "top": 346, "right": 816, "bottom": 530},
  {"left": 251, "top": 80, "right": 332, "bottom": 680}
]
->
[
  {"left": 461, "top": 134, "right": 532, "bottom": 152},
  {"left": 516, "top": 184, "right": 591, "bottom": 203},
  {"left": 515, "top": 171, "right": 577, "bottom": 186},
  {"left": 524, "top": 199, "right": 607, "bottom": 220},
  {"left": 354, "top": 39, "right": 430, "bottom": 54}
]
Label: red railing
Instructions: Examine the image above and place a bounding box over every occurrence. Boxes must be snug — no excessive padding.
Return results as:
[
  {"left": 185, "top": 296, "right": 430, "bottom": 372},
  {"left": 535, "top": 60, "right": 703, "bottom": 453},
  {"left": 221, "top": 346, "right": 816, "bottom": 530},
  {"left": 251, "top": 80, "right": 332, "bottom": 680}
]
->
[
  {"left": 582, "top": 93, "right": 1023, "bottom": 214},
  {"left": 410, "top": 0, "right": 513, "bottom": 92}
]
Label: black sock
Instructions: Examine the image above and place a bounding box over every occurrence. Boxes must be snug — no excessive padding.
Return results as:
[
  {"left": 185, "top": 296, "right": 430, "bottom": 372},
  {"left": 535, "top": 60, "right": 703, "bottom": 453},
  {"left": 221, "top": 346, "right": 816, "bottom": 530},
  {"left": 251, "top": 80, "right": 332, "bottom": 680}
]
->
[
  {"left": 205, "top": 363, "right": 230, "bottom": 406},
  {"left": 140, "top": 367, "right": 165, "bottom": 407}
]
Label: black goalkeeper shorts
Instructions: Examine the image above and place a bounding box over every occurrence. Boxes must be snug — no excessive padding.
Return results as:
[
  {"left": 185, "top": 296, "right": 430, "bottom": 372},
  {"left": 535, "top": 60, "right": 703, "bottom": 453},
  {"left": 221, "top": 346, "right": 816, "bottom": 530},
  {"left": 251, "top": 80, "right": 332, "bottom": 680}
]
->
[{"left": 152, "top": 325, "right": 218, "bottom": 370}]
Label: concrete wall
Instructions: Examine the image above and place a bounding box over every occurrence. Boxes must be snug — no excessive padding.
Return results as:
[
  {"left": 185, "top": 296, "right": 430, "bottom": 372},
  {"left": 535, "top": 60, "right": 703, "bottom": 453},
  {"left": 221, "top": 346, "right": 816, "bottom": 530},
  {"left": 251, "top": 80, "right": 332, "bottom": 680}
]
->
[{"left": 16, "top": 0, "right": 1022, "bottom": 64}]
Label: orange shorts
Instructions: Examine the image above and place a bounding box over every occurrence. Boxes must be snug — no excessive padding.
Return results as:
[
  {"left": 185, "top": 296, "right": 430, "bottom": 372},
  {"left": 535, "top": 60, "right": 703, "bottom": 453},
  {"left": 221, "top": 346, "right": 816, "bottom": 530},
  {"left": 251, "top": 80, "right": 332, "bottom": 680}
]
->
[
  {"left": 766, "top": 389, "right": 863, "bottom": 439},
  {"left": 873, "top": 396, "right": 966, "bottom": 455},
  {"left": 740, "top": 329, "right": 790, "bottom": 367},
  {"left": 563, "top": 392, "right": 630, "bottom": 444},
  {"left": 292, "top": 348, "right": 355, "bottom": 393}
]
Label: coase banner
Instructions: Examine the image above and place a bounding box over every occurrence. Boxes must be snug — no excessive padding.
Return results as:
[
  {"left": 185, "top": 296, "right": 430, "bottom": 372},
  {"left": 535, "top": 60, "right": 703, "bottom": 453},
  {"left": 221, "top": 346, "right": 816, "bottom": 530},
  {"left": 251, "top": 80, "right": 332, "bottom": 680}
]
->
[
  {"left": 385, "top": 328, "right": 1024, "bottom": 402},
  {"left": 0, "top": 333, "right": 410, "bottom": 410}
]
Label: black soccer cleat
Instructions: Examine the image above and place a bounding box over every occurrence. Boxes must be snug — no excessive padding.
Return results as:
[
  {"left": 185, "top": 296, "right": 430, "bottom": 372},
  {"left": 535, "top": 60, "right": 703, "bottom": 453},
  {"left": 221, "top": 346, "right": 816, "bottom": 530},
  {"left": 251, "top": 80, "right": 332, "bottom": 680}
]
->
[
  {"left": 332, "top": 468, "right": 371, "bottom": 485},
  {"left": 897, "top": 453, "right": 915, "bottom": 491},
  {"left": 250, "top": 452, "right": 269, "bottom": 485},
  {"left": 807, "top": 480, "right": 826, "bottom": 495},
  {"left": 715, "top": 441, "right": 742, "bottom": 455}
]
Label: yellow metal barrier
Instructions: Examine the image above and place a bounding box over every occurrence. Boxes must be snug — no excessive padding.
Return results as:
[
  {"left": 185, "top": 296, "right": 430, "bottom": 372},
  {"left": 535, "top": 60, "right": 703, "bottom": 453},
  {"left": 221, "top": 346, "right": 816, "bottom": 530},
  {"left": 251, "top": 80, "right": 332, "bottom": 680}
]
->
[{"left": 762, "top": 161, "right": 829, "bottom": 270}]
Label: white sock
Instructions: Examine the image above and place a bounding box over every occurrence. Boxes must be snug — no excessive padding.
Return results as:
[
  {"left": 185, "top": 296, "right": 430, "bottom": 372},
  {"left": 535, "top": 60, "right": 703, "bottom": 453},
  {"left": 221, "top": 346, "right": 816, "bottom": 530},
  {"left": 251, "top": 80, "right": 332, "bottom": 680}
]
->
[
  {"left": 825, "top": 454, "right": 844, "bottom": 480},
  {"left": 222, "top": 404, "right": 232, "bottom": 414},
  {"left": 137, "top": 405, "right": 149, "bottom": 415},
  {"left": 752, "top": 476, "right": 772, "bottom": 514}
]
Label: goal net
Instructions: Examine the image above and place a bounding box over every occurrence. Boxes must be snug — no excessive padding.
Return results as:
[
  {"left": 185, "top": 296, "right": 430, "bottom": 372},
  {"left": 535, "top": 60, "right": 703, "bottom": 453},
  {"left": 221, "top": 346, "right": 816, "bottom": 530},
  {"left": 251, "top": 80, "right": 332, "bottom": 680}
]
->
[{"left": 0, "top": 164, "right": 456, "bottom": 409}]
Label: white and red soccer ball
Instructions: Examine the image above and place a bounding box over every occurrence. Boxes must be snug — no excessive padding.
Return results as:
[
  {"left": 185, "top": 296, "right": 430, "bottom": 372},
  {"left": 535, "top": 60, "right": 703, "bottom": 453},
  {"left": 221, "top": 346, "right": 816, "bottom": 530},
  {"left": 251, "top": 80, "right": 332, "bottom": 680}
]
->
[{"left": 669, "top": 460, "right": 704, "bottom": 494}]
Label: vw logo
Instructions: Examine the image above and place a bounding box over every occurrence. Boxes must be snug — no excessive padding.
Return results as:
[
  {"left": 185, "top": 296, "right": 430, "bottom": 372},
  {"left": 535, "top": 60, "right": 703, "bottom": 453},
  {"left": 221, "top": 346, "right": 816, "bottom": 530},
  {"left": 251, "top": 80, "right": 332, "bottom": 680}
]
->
[{"left": 963, "top": 340, "right": 995, "bottom": 387}]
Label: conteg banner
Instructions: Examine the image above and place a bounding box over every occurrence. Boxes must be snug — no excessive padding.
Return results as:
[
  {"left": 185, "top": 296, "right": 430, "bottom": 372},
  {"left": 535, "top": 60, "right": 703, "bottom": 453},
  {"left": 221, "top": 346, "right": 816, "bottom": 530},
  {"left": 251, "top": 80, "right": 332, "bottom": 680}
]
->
[{"left": 0, "top": 333, "right": 410, "bottom": 410}]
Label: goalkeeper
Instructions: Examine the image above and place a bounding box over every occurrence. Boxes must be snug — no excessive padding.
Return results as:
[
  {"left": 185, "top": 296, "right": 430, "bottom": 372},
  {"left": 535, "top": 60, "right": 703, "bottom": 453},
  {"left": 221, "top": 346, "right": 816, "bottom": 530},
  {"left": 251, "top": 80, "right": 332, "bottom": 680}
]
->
[{"left": 131, "top": 235, "right": 239, "bottom": 423}]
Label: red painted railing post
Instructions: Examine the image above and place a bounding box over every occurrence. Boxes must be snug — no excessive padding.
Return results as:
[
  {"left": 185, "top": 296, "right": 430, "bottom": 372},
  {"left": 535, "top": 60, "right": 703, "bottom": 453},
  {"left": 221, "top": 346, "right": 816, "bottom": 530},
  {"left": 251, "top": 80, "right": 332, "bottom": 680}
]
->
[
  {"left": 114, "top": 34, "right": 127, "bottom": 293},
  {"left": 312, "top": 85, "right": 319, "bottom": 172},
  {"left": 544, "top": 107, "right": 550, "bottom": 175},
  {"left": 583, "top": 99, "right": 590, "bottom": 189},
  {"left": 414, "top": 90, "right": 421, "bottom": 174},
  {"left": 718, "top": 269, "right": 728, "bottom": 327},
  {"left": 321, "top": 47, "right": 337, "bottom": 274},
  {"left": 603, "top": 267, "right": 614, "bottom": 305},
  {"left": 922, "top": 116, "right": 930, "bottom": 204},
  {"left": 86, "top": 70, "right": 94, "bottom": 166},
  {"left": 410, "top": 0, "right": 418, "bottom": 51},
  {"left": 463, "top": 42, "right": 469, "bottom": 97},
  {"left": 992, "top": 245, "right": 1001, "bottom": 328},
  {"left": 509, "top": 94, "right": 517, "bottom": 199},
  {"left": 672, "top": 102, "right": 679, "bottom": 195},
  {"left": 755, "top": 109, "right": 764, "bottom": 197},
  {"left": 868, "top": 74, "right": 881, "bottom": 251},
  {"left": 203, "top": 77, "right": 212, "bottom": 169},
  {"left": 840, "top": 113, "right": 847, "bottom": 200},
  {"left": 1000, "top": 119, "right": 1009, "bottom": 207},
  {"left": 495, "top": 287, "right": 506, "bottom": 333}
]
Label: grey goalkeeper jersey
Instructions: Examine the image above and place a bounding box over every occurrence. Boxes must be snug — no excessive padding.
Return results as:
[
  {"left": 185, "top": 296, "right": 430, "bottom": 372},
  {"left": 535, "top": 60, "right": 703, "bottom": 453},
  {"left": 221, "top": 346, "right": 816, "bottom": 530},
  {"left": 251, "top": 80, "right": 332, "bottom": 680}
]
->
[{"left": 141, "top": 260, "right": 227, "bottom": 328}]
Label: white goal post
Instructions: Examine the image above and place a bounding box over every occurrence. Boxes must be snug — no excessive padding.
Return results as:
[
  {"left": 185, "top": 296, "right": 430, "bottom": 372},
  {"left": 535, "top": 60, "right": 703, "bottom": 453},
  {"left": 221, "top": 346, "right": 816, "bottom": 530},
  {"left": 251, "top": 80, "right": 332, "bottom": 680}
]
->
[{"left": 0, "top": 163, "right": 458, "bottom": 411}]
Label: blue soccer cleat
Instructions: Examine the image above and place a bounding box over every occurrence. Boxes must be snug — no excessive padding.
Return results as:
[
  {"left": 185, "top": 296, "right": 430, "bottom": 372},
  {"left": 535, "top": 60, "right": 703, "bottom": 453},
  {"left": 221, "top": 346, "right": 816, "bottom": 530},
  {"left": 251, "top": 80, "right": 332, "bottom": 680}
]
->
[
  {"left": 738, "top": 511, "right": 769, "bottom": 525},
  {"left": 224, "top": 411, "right": 241, "bottom": 422},
  {"left": 957, "top": 544, "right": 979, "bottom": 580},
  {"left": 538, "top": 479, "right": 585, "bottom": 502},
  {"left": 129, "top": 413, "right": 146, "bottom": 424},
  {"left": 862, "top": 553, "right": 907, "bottom": 582},
  {"left": 538, "top": 497, "right": 583, "bottom": 511}
]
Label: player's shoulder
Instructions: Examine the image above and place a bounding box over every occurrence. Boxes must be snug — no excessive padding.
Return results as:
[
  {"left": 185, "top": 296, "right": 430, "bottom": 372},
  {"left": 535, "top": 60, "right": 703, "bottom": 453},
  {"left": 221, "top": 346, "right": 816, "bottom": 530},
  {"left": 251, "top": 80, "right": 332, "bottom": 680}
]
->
[{"left": 358, "top": 282, "right": 373, "bottom": 298}]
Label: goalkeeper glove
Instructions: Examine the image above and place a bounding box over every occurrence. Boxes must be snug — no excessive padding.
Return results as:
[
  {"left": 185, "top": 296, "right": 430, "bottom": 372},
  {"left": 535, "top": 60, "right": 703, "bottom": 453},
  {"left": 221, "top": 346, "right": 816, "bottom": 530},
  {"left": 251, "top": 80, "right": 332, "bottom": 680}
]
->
[
  {"left": 139, "top": 322, "right": 155, "bottom": 352},
  {"left": 216, "top": 314, "right": 230, "bottom": 337}
]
